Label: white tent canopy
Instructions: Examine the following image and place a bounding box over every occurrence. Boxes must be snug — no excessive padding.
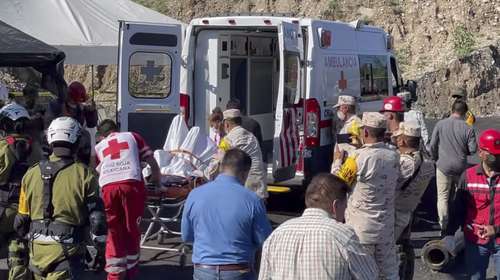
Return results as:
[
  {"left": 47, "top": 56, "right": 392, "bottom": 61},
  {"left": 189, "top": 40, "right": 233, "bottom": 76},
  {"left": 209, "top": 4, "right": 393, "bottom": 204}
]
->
[{"left": 0, "top": 0, "right": 184, "bottom": 65}]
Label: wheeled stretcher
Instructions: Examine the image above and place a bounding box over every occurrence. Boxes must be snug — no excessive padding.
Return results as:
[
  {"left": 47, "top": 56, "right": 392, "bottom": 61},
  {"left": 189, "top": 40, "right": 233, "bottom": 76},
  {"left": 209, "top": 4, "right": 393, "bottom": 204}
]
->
[
  {"left": 141, "top": 175, "right": 205, "bottom": 267},
  {"left": 140, "top": 115, "right": 217, "bottom": 267}
]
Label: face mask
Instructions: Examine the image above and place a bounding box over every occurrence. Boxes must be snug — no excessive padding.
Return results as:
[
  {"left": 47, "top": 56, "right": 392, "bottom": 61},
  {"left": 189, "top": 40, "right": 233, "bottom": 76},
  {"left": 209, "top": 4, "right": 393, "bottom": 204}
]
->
[
  {"left": 337, "top": 111, "right": 346, "bottom": 121},
  {"left": 485, "top": 154, "right": 500, "bottom": 171}
]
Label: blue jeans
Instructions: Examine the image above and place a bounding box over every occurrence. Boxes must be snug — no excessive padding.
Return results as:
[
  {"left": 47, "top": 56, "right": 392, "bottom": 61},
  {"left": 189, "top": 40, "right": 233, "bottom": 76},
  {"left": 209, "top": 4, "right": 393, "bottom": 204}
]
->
[
  {"left": 193, "top": 267, "right": 255, "bottom": 280},
  {"left": 465, "top": 239, "right": 500, "bottom": 280}
]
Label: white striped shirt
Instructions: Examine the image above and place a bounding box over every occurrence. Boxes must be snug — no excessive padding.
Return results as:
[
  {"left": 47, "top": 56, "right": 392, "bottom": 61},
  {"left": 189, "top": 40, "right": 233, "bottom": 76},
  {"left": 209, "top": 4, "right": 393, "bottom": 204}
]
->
[{"left": 259, "top": 208, "right": 379, "bottom": 280}]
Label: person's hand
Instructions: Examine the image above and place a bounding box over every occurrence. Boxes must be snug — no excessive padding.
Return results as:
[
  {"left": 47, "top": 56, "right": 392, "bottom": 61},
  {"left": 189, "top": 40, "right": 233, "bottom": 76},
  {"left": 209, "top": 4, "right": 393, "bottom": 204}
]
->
[
  {"left": 151, "top": 176, "right": 161, "bottom": 189},
  {"left": 478, "top": 225, "right": 496, "bottom": 239},
  {"left": 84, "top": 100, "right": 96, "bottom": 111},
  {"left": 334, "top": 145, "right": 345, "bottom": 162},
  {"left": 442, "top": 236, "right": 456, "bottom": 255},
  {"left": 214, "top": 149, "right": 225, "bottom": 160}
]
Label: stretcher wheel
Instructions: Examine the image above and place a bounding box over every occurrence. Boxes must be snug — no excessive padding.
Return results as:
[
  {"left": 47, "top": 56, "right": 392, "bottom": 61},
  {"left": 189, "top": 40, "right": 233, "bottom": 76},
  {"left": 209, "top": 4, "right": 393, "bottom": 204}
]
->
[{"left": 157, "top": 231, "right": 166, "bottom": 244}]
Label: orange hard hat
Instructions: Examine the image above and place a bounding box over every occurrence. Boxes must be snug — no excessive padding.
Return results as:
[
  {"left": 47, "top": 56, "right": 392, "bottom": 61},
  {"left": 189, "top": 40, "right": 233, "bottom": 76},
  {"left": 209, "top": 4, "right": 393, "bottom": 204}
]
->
[
  {"left": 67, "top": 81, "right": 87, "bottom": 103},
  {"left": 479, "top": 129, "right": 500, "bottom": 155},
  {"left": 380, "top": 96, "right": 405, "bottom": 113}
]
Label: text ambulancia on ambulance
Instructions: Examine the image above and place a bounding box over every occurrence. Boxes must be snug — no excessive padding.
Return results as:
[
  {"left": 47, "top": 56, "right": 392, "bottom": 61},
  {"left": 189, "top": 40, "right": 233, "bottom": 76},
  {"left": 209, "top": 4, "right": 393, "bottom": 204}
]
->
[{"left": 117, "top": 15, "right": 412, "bottom": 188}]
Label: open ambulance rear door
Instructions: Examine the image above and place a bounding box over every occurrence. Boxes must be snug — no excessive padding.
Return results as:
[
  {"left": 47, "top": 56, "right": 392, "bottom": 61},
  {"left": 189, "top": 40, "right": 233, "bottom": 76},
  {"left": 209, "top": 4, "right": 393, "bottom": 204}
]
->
[
  {"left": 117, "top": 21, "right": 182, "bottom": 149},
  {"left": 272, "top": 22, "right": 303, "bottom": 182}
]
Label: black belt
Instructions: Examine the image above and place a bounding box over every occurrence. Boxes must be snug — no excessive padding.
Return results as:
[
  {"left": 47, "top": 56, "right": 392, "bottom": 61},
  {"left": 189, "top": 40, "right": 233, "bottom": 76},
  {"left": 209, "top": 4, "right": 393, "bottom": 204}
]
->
[{"left": 194, "top": 263, "right": 250, "bottom": 271}]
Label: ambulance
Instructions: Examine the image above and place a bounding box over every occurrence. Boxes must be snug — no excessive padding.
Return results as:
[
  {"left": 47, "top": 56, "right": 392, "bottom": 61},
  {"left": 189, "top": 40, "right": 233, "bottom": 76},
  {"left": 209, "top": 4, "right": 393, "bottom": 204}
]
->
[{"left": 117, "top": 15, "right": 408, "bottom": 187}]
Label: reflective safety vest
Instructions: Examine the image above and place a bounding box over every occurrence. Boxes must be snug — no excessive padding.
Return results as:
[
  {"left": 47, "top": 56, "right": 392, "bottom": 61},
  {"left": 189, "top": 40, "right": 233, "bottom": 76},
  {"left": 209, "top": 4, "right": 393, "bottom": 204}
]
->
[
  {"left": 95, "top": 132, "right": 142, "bottom": 187},
  {"left": 463, "top": 164, "right": 500, "bottom": 245}
]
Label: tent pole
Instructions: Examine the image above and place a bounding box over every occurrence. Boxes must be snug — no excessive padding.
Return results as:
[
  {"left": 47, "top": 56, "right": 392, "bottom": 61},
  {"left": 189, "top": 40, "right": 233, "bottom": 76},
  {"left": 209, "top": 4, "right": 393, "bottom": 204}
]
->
[{"left": 91, "top": 64, "right": 95, "bottom": 102}]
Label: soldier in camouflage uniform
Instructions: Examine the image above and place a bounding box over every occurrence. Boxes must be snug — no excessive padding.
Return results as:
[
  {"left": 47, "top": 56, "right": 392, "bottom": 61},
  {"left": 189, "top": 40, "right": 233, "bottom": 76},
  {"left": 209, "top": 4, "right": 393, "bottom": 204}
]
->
[
  {"left": 392, "top": 122, "right": 435, "bottom": 279},
  {"left": 337, "top": 112, "right": 401, "bottom": 280},
  {"left": 331, "top": 95, "right": 362, "bottom": 173},
  {"left": 0, "top": 103, "right": 33, "bottom": 280}
]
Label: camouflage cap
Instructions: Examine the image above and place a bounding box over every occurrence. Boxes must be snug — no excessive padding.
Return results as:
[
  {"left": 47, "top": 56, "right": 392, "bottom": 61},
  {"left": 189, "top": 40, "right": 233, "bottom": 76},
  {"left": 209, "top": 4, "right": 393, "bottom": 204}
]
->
[
  {"left": 334, "top": 95, "right": 356, "bottom": 108},
  {"left": 223, "top": 109, "right": 241, "bottom": 120},
  {"left": 392, "top": 121, "right": 421, "bottom": 138},
  {"left": 361, "top": 112, "right": 386, "bottom": 129}
]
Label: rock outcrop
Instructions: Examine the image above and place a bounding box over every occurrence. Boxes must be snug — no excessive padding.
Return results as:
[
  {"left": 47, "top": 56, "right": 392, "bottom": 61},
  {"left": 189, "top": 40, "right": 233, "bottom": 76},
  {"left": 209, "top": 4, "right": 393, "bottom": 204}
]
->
[{"left": 416, "top": 41, "right": 500, "bottom": 118}]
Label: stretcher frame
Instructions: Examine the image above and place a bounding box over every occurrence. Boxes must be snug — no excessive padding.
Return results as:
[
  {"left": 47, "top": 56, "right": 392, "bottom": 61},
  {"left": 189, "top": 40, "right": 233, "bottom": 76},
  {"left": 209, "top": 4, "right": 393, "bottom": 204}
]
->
[
  {"left": 140, "top": 195, "right": 189, "bottom": 266},
  {"left": 140, "top": 171, "right": 205, "bottom": 267}
]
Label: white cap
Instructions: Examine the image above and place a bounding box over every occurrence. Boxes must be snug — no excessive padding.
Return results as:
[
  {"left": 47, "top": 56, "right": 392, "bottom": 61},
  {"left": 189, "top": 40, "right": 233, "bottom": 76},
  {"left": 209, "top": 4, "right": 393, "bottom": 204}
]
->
[
  {"left": 334, "top": 95, "right": 356, "bottom": 108},
  {"left": 223, "top": 109, "right": 241, "bottom": 120}
]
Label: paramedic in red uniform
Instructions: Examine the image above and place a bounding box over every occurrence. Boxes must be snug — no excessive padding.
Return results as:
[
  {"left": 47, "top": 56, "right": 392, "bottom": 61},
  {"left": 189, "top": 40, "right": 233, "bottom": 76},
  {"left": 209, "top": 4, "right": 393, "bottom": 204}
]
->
[
  {"left": 445, "top": 129, "right": 500, "bottom": 280},
  {"left": 95, "top": 119, "right": 161, "bottom": 280}
]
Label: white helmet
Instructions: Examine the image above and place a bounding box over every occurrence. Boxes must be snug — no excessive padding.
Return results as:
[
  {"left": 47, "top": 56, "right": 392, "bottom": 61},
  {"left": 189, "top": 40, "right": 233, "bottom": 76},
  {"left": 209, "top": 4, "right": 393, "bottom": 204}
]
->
[
  {"left": 47, "top": 117, "right": 82, "bottom": 144},
  {"left": 0, "top": 103, "right": 30, "bottom": 121}
]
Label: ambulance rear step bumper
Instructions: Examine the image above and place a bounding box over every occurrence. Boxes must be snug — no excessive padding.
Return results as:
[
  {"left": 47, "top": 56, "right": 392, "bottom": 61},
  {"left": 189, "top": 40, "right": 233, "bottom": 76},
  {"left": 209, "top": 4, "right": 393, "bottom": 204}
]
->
[{"left": 266, "top": 165, "right": 305, "bottom": 190}]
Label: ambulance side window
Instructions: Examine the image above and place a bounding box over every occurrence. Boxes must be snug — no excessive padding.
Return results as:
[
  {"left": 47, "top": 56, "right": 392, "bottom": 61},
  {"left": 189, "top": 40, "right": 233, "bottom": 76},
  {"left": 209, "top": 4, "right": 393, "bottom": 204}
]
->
[
  {"left": 284, "top": 52, "right": 300, "bottom": 106},
  {"left": 359, "top": 55, "right": 388, "bottom": 97},
  {"left": 128, "top": 52, "right": 172, "bottom": 99}
]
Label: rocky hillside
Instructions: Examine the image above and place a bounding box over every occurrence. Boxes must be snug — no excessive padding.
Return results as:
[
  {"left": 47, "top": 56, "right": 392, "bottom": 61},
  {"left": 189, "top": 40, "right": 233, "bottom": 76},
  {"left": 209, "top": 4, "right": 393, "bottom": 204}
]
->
[
  {"left": 416, "top": 40, "right": 500, "bottom": 118},
  {"left": 134, "top": 0, "right": 500, "bottom": 117},
  {"left": 134, "top": 0, "right": 500, "bottom": 79}
]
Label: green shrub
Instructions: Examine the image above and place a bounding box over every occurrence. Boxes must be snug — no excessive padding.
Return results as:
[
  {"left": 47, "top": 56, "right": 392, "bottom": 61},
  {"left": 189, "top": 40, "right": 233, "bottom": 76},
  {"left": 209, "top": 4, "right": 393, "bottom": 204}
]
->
[
  {"left": 453, "top": 26, "right": 475, "bottom": 57},
  {"left": 328, "top": 0, "right": 338, "bottom": 11}
]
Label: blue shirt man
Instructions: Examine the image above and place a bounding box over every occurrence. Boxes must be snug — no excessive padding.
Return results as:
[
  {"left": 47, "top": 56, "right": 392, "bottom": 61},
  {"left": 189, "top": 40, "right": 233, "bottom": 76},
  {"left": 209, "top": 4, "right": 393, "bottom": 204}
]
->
[{"left": 182, "top": 148, "right": 272, "bottom": 280}]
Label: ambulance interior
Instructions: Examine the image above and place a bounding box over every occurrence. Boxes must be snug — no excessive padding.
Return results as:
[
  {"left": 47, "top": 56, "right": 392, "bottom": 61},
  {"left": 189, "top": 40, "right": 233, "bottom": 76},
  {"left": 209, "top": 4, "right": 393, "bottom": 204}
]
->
[{"left": 193, "top": 28, "right": 283, "bottom": 162}]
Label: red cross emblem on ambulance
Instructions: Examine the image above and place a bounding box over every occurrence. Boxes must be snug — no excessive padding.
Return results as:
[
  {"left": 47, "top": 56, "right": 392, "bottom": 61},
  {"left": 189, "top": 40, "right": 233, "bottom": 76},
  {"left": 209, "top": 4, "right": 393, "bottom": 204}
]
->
[{"left": 103, "top": 139, "right": 130, "bottom": 159}]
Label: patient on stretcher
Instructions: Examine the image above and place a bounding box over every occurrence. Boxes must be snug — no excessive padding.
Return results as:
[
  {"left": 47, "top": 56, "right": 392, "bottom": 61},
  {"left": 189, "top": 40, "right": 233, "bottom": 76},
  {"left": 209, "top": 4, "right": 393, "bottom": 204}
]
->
[{"left": 143, "top": 115, "right": 217, "bottom": 199}]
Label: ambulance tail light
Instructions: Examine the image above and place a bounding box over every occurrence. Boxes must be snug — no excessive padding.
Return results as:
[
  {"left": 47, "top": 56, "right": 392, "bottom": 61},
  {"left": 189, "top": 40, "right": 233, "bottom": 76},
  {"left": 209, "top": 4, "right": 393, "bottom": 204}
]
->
[
  {"left": 305, "top": 98, "right": 320, "bottom": 147},
  {"left": 180, "top": 93, "right": 190, "bottom": 121}
]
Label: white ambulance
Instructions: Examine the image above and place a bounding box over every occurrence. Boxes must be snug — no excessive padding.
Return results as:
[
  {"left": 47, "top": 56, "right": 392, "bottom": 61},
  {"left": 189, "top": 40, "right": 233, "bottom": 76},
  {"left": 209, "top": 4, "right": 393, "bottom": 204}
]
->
[{"left": 117, "top": 16, "right": 407, "bottom": 187}]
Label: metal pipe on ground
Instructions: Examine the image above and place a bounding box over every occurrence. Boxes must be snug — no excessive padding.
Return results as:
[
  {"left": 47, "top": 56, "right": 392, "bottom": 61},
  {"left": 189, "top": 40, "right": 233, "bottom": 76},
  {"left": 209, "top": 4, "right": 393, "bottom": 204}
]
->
[{"left": 421, "top": 231, "right": 465, "bottom": 271}]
